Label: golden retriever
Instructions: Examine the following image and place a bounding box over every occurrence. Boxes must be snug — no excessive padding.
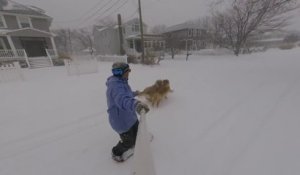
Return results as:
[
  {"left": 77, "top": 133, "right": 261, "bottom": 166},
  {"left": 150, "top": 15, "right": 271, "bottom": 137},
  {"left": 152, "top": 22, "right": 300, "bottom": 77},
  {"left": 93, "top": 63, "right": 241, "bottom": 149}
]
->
[{"left": 138, "top": 79, "right": 173, "bottom": 107}]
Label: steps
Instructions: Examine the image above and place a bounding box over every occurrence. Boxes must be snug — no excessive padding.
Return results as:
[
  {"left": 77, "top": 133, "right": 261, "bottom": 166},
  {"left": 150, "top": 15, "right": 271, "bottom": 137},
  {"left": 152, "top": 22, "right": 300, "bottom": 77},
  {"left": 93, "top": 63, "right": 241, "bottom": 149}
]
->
[{"left": 28, "top": 57, "right": 53, "bottom": 69}]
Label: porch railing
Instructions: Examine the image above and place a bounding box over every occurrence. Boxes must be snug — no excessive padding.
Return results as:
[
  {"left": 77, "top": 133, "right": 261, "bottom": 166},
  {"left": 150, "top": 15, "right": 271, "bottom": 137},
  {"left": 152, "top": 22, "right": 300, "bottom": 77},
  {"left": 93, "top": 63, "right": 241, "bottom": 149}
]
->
[
  {"left": 0, "top": 49, "right": 30, "bottom": 68},
  {"left": 0, "top": 49, "right": 57, "bottom": 69},
  {"left": 0, "top": 49, "right": 27, "bottom": 59}
]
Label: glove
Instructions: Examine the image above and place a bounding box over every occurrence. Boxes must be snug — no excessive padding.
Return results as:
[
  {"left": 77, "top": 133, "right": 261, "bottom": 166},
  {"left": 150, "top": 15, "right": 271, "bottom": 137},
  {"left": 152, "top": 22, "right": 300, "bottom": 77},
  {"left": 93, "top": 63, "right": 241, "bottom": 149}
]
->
[{"left": 135, "top": 101, "right": 150, "bottom": 115}]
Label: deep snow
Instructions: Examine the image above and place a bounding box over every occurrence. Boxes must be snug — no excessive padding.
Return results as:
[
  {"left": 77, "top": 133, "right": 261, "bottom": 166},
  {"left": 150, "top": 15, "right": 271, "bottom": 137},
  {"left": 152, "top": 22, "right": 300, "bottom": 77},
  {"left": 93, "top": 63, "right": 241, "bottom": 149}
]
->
[{"left": 1, "top": 48, "right": 300, "bottom": 175}]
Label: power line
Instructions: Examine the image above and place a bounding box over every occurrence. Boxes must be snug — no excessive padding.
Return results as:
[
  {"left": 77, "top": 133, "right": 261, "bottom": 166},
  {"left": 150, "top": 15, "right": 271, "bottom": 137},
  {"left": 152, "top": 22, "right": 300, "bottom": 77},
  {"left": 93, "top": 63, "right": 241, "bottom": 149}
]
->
[
  {"left": 98, "top": 0, "right": 135, "bottom": 23},
  {"left": 97, "top": 8, "right": 138, "bottom": 29},
  {"left": 79, "top": 0, "right": 131, "bottom": 27},
  {"left": 80, "top": 0, "right": 112, "bottom": 19},
  {"left": 78, "top": 0, "right": 124, "bottom": 26},
  {"left": 123, "top": 8, "right": 139, "bottom": 21},
  {"left": 53, "top": 0, "right": 116, "bottom": 24},
  {"left": 53, "top": 0, "right": 133, "bottom": 29}
]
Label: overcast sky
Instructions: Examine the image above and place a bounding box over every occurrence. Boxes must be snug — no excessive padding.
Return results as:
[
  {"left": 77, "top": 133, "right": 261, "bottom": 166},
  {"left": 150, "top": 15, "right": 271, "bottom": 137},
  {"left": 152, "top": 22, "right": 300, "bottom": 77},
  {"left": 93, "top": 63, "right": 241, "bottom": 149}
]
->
[{"left": 15, "top": 0, "right": 300, "bottom": 30}]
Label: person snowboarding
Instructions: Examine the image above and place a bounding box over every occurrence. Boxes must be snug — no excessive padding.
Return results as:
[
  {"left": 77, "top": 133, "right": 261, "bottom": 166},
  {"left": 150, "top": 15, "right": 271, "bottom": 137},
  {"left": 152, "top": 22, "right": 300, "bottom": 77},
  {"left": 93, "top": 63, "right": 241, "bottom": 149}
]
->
[{"left": 106, "top": 62, "right": 150, "bottom": 162}]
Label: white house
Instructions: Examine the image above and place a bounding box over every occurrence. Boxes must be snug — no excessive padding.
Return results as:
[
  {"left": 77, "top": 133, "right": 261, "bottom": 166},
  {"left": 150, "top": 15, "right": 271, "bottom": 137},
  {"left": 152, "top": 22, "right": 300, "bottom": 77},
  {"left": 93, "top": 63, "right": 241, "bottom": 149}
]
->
[
  {"left": 93, "top": 18, "right": 165, "bottom": 57},
  {"left": 0, "top": 0, "right": 57, "bottom": 67}
]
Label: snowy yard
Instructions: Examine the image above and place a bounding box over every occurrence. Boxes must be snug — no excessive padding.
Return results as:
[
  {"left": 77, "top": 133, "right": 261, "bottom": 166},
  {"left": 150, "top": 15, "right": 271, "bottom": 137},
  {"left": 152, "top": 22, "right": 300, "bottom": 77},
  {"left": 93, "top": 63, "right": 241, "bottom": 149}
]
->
[{"left": 1, "top": 48, "right": 300, "bottom": 175}]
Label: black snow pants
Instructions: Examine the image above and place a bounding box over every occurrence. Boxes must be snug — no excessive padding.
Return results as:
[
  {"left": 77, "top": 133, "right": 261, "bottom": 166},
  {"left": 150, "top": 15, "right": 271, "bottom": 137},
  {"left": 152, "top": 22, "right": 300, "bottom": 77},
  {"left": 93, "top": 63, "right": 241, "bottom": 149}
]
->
[{"left": 112, "top": 120, "right": 139, "bottom": 156}]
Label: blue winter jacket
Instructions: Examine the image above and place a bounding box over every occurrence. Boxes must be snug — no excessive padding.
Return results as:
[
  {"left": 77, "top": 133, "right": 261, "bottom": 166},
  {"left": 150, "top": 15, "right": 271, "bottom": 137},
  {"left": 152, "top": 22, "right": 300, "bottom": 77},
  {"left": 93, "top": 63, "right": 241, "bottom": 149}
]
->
[{"left": 106, "top": 75, "right": 138, "bottom": 134}]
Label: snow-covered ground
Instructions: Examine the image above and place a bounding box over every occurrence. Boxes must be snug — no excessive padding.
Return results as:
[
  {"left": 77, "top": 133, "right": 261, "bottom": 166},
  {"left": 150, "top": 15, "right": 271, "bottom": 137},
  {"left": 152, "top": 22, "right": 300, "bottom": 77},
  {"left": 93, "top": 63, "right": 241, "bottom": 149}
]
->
[{"left": 1, "top": 48, "right": 300, "bottom": 175}]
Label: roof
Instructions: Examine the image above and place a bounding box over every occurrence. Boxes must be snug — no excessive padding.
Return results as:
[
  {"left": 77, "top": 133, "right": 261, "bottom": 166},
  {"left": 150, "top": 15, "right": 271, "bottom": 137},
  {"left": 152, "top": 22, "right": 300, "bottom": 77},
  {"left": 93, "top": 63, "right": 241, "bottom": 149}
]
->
[
  {"left": 96, "top": 26, "right": 108, "bottom": 33},
  {"left": 125, "top": 34, "right": 164, "bottom": 40},
  {"left": 0, "top": 28, "right": 54, "bottom": 37},
  {"left": 124, "top": 18, "right": 147, "bottom": 27},
  {"left": 0, "top": 0, "right": 50, "bottom": 18},
  {"left": 165, "top": 21, "right": 203, "bottom": 33},
  {"left": 93, "top": 25, "right": 120, "bottom": 33}
]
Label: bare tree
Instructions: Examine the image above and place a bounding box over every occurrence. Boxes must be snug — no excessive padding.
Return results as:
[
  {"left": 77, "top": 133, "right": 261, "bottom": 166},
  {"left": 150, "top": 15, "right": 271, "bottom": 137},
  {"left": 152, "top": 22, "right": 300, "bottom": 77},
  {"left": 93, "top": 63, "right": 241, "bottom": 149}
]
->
[
  {"left": 72, "top": 28, "right": 94, "bottom": 55},
  {"left": 52, "top": 28, "right": 94, "bottom": 56},
  {"left": 193, "top": 16, "right": 215, "bottom": 48},
  {"left": 52, "top": 29, "right": 70, "bottom": 55},
  {"left": 210, "top": 0, "right": 299, "bottom": 55}
]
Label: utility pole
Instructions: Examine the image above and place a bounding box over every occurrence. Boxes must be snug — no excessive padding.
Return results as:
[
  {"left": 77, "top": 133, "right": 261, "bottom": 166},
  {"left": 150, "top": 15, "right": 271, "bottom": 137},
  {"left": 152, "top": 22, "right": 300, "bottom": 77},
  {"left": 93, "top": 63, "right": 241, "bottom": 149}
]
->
[
  {"left": 138, "top": 0, "right": 145, "bottom": 63},
  {"left": 117, "top": 14, "right": 125, "bottom": 55}
]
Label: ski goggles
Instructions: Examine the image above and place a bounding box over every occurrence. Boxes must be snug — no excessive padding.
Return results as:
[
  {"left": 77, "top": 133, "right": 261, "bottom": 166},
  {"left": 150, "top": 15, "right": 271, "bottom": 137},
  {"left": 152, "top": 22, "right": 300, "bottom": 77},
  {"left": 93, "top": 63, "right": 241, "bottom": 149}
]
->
[{"left": 112, "top": 64, "right": 130, "bottom": 76}]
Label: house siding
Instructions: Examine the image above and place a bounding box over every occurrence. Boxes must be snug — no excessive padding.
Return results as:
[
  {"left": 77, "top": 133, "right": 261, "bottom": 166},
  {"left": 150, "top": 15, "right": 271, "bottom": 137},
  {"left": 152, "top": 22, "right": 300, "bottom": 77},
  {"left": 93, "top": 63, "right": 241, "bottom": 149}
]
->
[
  {"left": 164, "top": 27, "right": 208, "bottom": 51},
  {"left": 3, "top": 15, "right": 19, "bottom": 29},
  {"left": 174, "top": 29, "right": 188, "bottom": 38},
  {"left": 3, "top": 14, "right": 51, "bottom": 32},
  {"left": 94, "top": 28, "right": 120, "bottom": 55},
  {"left": 123, "top": 23, "right": 147, "bottom": 37},
  {"left": 31, "top": 18, "right": 50, "bottom": 32},
  {"left": 123, "top": 18, "right": 147, "bottom": 36},
  {"left": 11, "top": 37, "right": 22, "bottom": 49}
]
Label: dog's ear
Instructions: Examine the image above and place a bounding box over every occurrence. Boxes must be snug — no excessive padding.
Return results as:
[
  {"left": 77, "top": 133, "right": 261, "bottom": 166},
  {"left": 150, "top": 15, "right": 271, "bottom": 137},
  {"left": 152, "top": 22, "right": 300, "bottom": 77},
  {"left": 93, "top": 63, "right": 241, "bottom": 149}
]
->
[{"left": 163, "top": 79, "right": 170, "bottom": 85}]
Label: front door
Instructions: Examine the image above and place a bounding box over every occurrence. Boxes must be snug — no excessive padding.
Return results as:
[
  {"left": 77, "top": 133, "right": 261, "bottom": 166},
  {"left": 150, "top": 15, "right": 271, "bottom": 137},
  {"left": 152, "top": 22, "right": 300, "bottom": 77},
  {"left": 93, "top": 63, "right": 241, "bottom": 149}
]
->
[
  {"left": 135, "top": 40, "right": 142, "bottom": 52},
  {"left": 21, "top": 38, "right": 47, "bottom": 57}
]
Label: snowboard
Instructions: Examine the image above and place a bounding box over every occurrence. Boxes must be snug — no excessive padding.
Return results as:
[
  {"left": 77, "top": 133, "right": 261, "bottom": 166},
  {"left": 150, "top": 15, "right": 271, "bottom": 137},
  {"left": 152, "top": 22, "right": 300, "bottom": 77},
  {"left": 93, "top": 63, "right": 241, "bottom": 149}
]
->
[
  {"left": 112, "top": 133, "right": 154, "bottom": 163},
  {"left": 112, "top": 148, "right": 134, "bottom": 162}
]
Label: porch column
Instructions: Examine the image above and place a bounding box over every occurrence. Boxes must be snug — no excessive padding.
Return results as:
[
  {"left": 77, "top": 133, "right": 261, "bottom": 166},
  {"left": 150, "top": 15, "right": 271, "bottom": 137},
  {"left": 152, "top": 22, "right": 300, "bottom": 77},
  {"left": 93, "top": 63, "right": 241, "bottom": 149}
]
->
[
  {"left": 50, "top": 37, "right": 58, "bottom": 56},
  {"left": 6, "top": 35, "right": 18, "bottom": 57}
]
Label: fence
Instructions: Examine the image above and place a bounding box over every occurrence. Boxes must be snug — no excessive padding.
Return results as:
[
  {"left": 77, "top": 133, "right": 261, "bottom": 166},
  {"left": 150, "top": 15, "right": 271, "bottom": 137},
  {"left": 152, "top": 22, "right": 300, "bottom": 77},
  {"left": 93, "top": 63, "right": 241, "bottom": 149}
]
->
[
  {"left": 96, "top": 55, "right": 127, "bottom": 63},
  {"left": 0, "top": 62, "right": 24, "bottom": 82},
  {"left": 64, "top": 58, "right": 98, "bottom": 76}
]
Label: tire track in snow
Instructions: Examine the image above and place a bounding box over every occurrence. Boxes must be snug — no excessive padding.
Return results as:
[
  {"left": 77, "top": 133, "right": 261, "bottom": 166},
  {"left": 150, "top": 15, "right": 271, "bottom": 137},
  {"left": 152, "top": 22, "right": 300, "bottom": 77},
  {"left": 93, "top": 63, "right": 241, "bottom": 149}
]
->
[
  {"left": 0, "top": 110, "right": 107, "bottom": 161},
  {"left": 199, "top": 76, "right": 300, "bottom": 175},
  {"left": 195, "top": 79, "right": 267, "bottom": 142},
  {"left": 187, "top": 70, "right": 299, "bottom": 175},
  {"left": 223, "top": 77, "right": 300, "bottom": 175}
]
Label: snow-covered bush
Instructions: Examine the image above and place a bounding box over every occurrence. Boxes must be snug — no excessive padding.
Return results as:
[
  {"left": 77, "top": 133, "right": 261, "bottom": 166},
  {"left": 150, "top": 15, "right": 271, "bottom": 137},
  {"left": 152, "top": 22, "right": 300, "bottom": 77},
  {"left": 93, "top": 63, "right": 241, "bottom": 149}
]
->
[{"left": 278, "top": 43, "right": 295, "bottom": 50}]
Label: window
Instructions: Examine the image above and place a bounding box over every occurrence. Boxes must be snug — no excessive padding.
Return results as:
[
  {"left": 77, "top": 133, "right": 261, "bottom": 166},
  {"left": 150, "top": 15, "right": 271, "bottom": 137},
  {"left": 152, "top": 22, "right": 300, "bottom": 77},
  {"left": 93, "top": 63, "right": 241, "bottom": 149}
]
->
[
  {"left": 197, "top": 29, "right": 202, "bottom": 36},
  {"left": 0, "top": 15, "right": 7, "bottom": 28},
  {"left": 18, "top": 16, "right": 32, "bottom": 28},
  {"left": 188, "top": 29, "right": 193, "bottom": 37},
  {"left": 132, "top": 23, "right": 140, "bottom": 32},
  {"left": 193, "top": 29, "right": 197, "bottom": 37},
  {"left": 160, "top": 41, "right": 164, "bottom": 48},
  {"left": 144, "top": 41, "right": 150, "bottom": 48},
  {"left": 129, "top": 40, "right": 134, "bottom": 48}
]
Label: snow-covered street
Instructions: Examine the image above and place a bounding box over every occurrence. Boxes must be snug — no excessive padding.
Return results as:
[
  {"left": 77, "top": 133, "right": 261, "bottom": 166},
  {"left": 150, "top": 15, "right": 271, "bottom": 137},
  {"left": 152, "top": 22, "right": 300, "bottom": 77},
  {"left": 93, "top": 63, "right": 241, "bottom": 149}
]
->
[{"left": 1, "top": 49, "right": 300, "bottom": 175}]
